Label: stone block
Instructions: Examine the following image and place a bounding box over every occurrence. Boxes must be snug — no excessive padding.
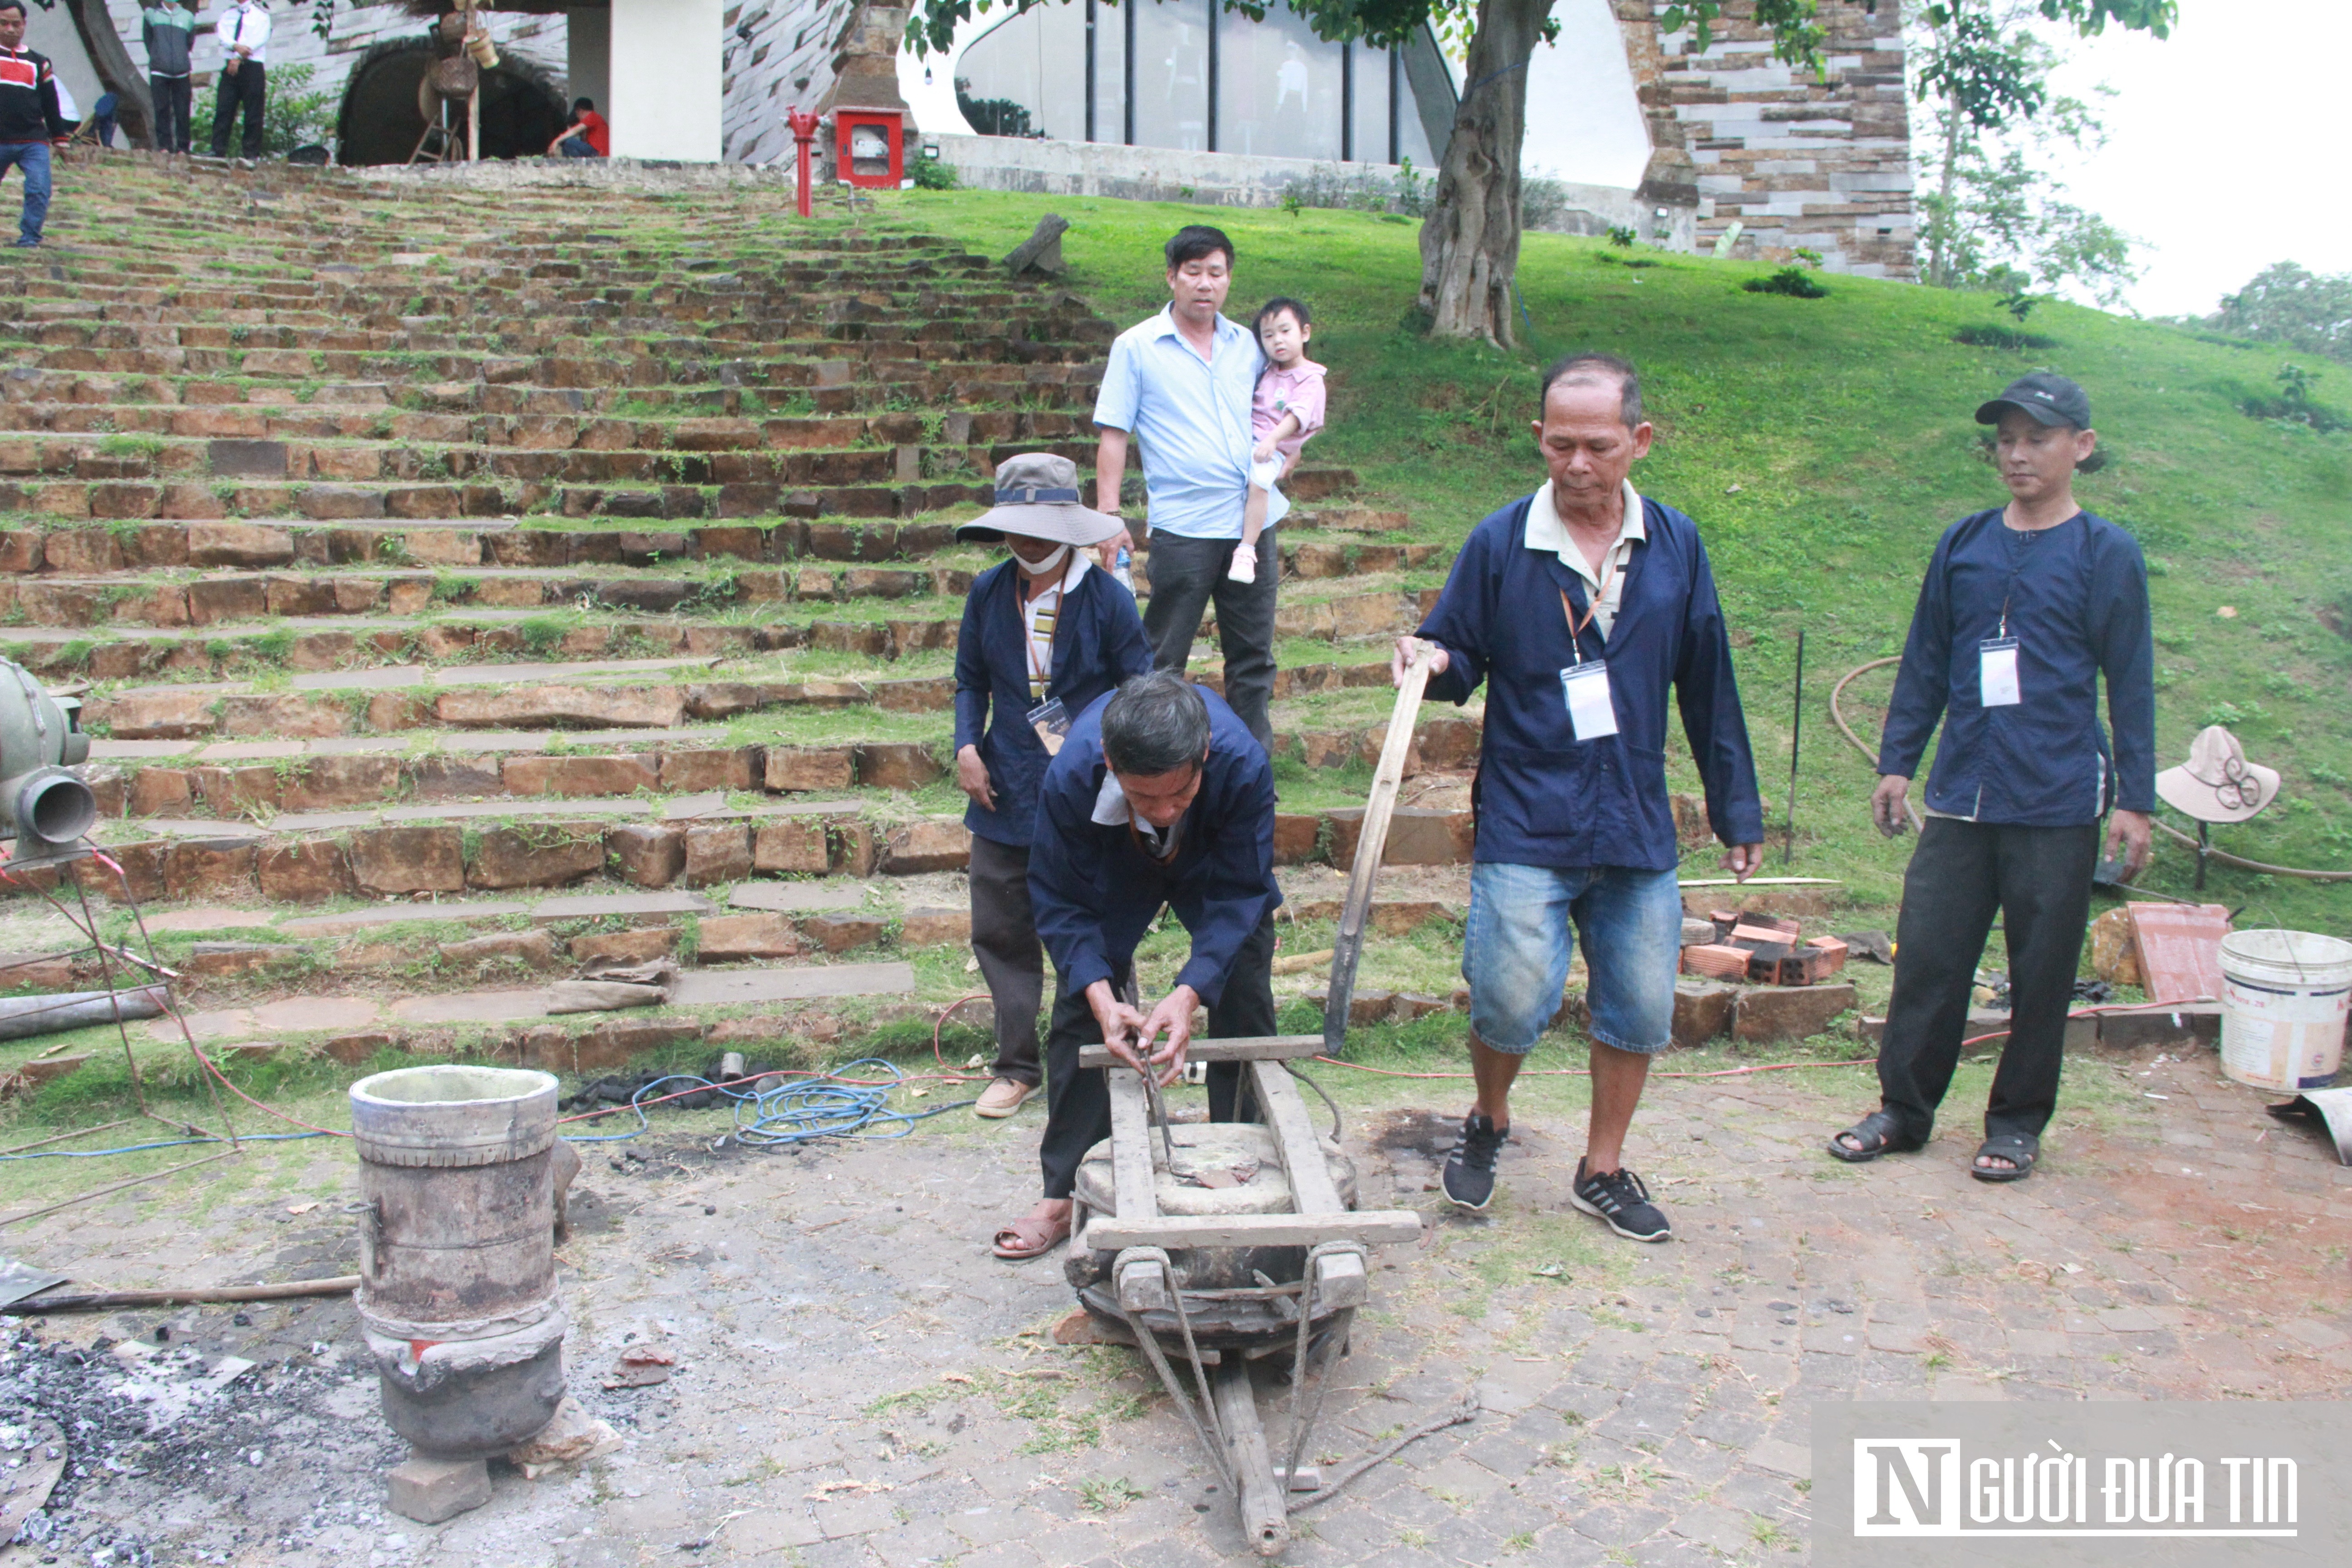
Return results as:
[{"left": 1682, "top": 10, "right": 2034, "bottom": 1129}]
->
[
  {"left": 257, "top": 840, "right": 355, "bottom": 904},
  {"left": 438, "top": 931, "right": 559, "bottom": 969},
  {"left": 764, "top": 745, "right": 855, "bottom": 792},
  {"left": 753, "top": 819, "right": 830, "bottom": 874},
  {"left": 1323, "top": 806, "right": 1472, "bottom": 868},
  {"left": 1672, "top": 981, "right": 1737, "bottom": 1048},
  {"left": 570, "top": 927, "right": 676, "bottom": 965},
  {"left": 322, "top": 1030, "right": 397, "bottom": 1065},
  {"left": 407, "top": 755, "right": 503, "bottom": 801},
  {"left": 186, "top": 942, "right": 284, "bottom": 978},
  {"left": 578, "top": 1018, "right": 702, "bottom": 1071},
  {"left": 503, "top": 754, "right": 658, "bottom": 798},
  {"left": 127, "top": 766, "right": 193, "bottom": 817},
  {"left": 605, "top": 823, "right": 685, "bottom": 887},
  {"left": 186, "top": 576, "right": 270, "bottom": 624},
  {"left": 830, "top": 820, "right": 880, "bottom": 876},
  {"left": 164, "top": 838, "right": 256, "bottom": 900},
  {"left": 1733, "top": 982, "right": 1859, "bottom": 1043},
  {"left": 188, "top": 764, "right": 280, "bottom": 814},
  {"left": 90, "top": 839, "right": 170, "bottom": 902},
  {"left": 803, "top": 911, "right": 888, "bottom": 953},
  {"left": 187, "top": 521, "right": 294, "bottom": 568},
  {"left": 105, "top": 689, "right": 217, "bottom": 740},
  {"left": 1271, "top": 812, "right": 1322, "bottom": 865},
  {"left": 899, "top": 906, "right": 971, "bottom": 946},
  {"left": 349, "top": 826, "right": 466, "bottom": 895},
  {"left": 2089, "top": 906, "right": 2140, "bottom": 985},
  {"left": 658, "top": 746, "right": 759, "bottom": 793},
  {"left": 884, "top": 819, "right": 968, "bottom": 874},
  {"left": 387, "top": 1455, "right": 490, "bottom": 1525},
  {"left": 1415, "top": 716, "right": 1481, "bottom": 771},
  {"left": 696, "top": 912, "right": 801, "bottom": 961},
  {"left": 682, "top": 823, "right": 753, "bottom": 885},
  {"left": 278, "top": 755, "right": 397, "bottom": 810},
  {"left": 854, "top": 741, "right": 942, "bottom": 791},
  {"left": 468, "top": 827, "right": 607, "bottom": 890}
]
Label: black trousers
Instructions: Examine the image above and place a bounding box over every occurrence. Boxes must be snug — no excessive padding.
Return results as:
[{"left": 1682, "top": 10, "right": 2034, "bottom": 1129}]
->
[
  {"left": 211, "top": 61, "right": 265, "bottom": 159},
  {"left": 1141, "top": 529, "right": 1279, "bottom": 752},
  {"left": 150, "top": 74, "right": 191, "bottom": 154},
  {"left": 967, "top": 833, "right": 1044, "bottom": 1088},
  {"left": 1876, "top": 817, "right": 2099, "bottom": 1143},
  {"left": 1038, "top": 909, "right": 1277, "bottom": 1199}
]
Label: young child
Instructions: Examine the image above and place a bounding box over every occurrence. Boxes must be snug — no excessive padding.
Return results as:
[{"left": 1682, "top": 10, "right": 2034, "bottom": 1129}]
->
[{"left": 1231, "top": 297, "right": 1326, "bottom": 584}]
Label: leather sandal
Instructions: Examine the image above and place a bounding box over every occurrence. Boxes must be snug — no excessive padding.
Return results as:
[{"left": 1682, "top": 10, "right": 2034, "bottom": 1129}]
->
[
  {"left": 1828, "top": 1109, "right": 1926, "bottom": 1163},
  {"left": 991, "top": 1202, "right": 1072, "bottom": 1260}
]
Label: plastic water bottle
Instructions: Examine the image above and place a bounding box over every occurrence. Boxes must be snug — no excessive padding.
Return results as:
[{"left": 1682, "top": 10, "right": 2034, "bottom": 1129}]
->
[{"left": 1113, "top": 544, "right": 1134, "bottom": 593}]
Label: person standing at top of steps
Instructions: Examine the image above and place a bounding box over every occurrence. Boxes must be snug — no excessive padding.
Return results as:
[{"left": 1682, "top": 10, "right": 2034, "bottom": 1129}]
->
[
  {"left": 1093, "top": 225, "right": 1284, "bottom": 752},
  {"left": 1828, "top": 372, "right": 2154, "bottom": 1184},
  {"left": 1393, "top": 352, "right": 1765, "bottom": 1242},
  {"left": 953, "top": 453, "right": 1155, "bottom": 1122},
  {"left": 142, "top": 0, "right": 200, "bottom": 154},
  {"left": 0, "top": 3, "right": 65, "bottom": 250},
  {"left": 990, "top": 671, "right": 1282, "bottom": 1260},
  {"left": 209, "top": 0, "right": 270, "bottom": 162}
]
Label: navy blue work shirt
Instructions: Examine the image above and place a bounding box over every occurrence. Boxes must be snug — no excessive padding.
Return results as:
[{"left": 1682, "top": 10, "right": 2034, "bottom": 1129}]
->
[
  {"left": 1415, "top": 490, "right": 1765, "bottom": 870},
  {"left": 1878, "top": 508, "right": 2155, "bottom": 824},
  {"left": 1027, "top": 687, "right": 1282, "bottom": 1006},
  {"left": 952, "top": 558, "right": 1154, "bottom": 848}
]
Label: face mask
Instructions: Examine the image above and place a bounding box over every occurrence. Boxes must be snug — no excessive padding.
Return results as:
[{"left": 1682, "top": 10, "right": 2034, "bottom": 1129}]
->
[{"left": 1014, "top": 544, "right": 1069, "bottom": 577}]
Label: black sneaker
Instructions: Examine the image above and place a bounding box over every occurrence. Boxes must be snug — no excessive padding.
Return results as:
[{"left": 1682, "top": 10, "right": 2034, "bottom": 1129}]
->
[
  {"left": 1441, "top": 1112, "right": 1507, "bottom": 1210},
  {"left": 1570, "top": 1158, "right": 1671, "bottom": 1242}
]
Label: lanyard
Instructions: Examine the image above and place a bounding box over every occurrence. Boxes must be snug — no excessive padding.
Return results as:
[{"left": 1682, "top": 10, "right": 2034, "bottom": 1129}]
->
[
  {"left": 1019, "top": 554, "right": 1077, "bottom": 696},
  {"left": 1127, "top": 813, "right": 1181, "bottom": 865},
  {"left": 1555, "top": 537, "right": 1625, "bottom": 667}
]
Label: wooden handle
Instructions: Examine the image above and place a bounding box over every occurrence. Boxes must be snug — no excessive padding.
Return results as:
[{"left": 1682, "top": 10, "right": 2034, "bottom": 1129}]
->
[{"left": 1321, "top": 647, "right": 1434, "bottom": 1054}]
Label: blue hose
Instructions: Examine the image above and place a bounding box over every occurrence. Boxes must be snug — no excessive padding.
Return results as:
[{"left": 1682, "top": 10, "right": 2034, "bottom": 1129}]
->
[
  {"left": 0, "top": 1131, "right": 328, "bottom": 1161},
  {"left": 562, "top": 1059, "right": 978, "bottom": 1147}
]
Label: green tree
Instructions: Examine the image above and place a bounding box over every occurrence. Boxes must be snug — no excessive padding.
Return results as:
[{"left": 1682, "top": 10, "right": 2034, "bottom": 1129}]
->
[
  {"left": 2206, "top": 263, "right": 2352, "bottom": 363},
  {"left": 1911, "top": 1, "right": 2159, "bottom": 306}
]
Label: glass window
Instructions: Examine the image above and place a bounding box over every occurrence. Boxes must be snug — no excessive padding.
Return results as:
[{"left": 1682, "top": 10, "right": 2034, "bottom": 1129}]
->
[
  {"left": 1216, "top": 1, "right": 1343, "bottom": 161},
  {"left": 1345, "top": 44, "right": 1388, "bottom": 165},
  {"left": 1088, "top": 1, "right": 1122, "bottom": 144},
  {"left": 1130, "top": 0, "right": 1210, "bottom": 152},
  {"left": 955, "top": 1, "right": 1089, "bottom": 142}
]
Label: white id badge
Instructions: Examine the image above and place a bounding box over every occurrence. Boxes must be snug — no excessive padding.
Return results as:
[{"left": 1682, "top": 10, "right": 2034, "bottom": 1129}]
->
[
  {"left": 1978, "top": 637, "right": 2021, "bottom": 708},
  {"left": 1026, "top": 696, "right": 1071, "bottom": 756},
  {"left": 1559, "top": 662, "right": 1618, "bottom": 740}
]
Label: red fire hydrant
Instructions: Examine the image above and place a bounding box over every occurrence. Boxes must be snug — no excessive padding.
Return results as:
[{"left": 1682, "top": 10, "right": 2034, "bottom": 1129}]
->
[{"left": 787, "top": 109, "right": 820, "bottom": 218}]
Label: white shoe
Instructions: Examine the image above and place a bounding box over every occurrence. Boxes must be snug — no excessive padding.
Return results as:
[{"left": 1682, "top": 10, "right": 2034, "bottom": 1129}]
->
[{"left": 1227, "top": 546, "right": 1258, "bottom": 584}]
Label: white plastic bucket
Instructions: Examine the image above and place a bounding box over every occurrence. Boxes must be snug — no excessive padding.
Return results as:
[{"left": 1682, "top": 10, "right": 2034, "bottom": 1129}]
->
[{"left": 2217, "top": 929, "right": 2352, "bottom": 1092}]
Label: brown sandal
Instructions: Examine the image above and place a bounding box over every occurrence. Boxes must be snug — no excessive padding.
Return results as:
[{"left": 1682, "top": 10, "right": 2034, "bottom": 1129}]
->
[{"left": 991, "top": 1203, "right": 1072, "bottom": 1260}]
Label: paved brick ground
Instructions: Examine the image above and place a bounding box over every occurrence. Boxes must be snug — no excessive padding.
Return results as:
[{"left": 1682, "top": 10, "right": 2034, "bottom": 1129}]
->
[{"left": 10, "top": 1042, "right": 2348, "bottom": 1567}]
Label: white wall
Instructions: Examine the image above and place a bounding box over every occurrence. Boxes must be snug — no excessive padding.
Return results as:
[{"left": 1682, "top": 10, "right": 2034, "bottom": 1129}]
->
[
  {"left": 567, "top": 6, "right": 609, "bottom": 114},
  {"left": 1520, "top": 0, "right": 1651, "bottom": 191},
  {"left": 611, "top": 0, "right": 723, "bottom": 160},
  {"left": 26, "top": 4, "right": 103, "bottom": 121}
]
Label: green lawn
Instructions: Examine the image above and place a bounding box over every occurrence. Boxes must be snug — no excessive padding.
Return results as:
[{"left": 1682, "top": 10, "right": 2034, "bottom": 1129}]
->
[{"left": 879, "top": 188, "right": 2352, "bottom": 936}]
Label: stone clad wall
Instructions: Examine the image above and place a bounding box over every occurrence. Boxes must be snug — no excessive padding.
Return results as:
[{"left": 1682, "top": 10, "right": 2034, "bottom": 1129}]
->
[{"left": 1613, "top": 0, "right": 1914, "bottom": 278}]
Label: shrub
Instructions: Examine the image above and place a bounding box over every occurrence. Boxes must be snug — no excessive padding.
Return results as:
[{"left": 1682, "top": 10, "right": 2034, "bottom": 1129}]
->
[
  {"left": 1954, "top": 323, "right": 2059, "bottom": 351},
  {"left": 189, "top": 61, "right": 335, "bottom": 158},
  {"left": 910, "top": 155, "right": 958, "bottom": 191},
  {"left": 2238, "top": 363, "right": 2350, "bottom": 434},
  {"left": 1744, "top": 266, "right": 1828, "bottom": 299}
]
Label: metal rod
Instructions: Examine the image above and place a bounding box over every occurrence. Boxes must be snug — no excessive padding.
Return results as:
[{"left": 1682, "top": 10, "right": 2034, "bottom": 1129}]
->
[
  {"left": 1783, "top": 627, "right": 1804, "bottom": 868},
  {"left": 0, "top": 1150, "right": 238, "bottom": 1229},
  {"left": 5, "top": 1274, "right": 359, "bottom": 1313},
  {"left": 0, "top": 1117, "right": 134, "bottom": 1156}
]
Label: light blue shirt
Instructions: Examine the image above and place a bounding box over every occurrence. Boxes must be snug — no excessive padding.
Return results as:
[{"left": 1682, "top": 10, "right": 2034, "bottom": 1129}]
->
[{"left": 1093, "top": 305, "right": 1289, "bottom": 541}]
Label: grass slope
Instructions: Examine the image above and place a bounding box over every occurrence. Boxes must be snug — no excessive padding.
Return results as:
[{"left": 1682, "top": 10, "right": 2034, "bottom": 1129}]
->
[{"left": 889, "top": 189, "right": 2352, "bottom": 935}]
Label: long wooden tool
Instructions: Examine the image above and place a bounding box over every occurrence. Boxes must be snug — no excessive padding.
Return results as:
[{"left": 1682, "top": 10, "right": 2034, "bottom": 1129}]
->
[{"left": 1321, "top": 647, "right": 1434, "bottom": 1055}]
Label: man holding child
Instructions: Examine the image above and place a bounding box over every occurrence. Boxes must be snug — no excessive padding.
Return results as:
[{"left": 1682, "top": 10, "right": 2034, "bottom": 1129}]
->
[{"left": 1093, "top": 225, "right": 1324, "bottom": 751}]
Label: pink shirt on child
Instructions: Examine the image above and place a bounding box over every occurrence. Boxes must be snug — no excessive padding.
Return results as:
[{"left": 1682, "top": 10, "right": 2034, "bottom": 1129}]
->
[{"left": 1252, "top": 358, "right": 1327, "bottom": 465}]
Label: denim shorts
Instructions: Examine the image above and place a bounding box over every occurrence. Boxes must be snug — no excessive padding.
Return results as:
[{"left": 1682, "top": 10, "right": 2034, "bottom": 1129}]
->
[{"left": 1461, "top": 860, "right": 1684, "bottom": 1055}]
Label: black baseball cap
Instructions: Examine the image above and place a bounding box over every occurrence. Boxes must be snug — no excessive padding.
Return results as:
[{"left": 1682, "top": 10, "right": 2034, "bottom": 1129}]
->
[{"left": 1976, "top": 372, "right": 2090, "bottom": 429}]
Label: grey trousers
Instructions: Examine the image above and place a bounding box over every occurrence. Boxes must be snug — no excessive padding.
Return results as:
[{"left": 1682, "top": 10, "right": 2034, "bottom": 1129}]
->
[
  {"left": 966, "top": 833, "right": 1044, "bottom": 1086},
  {"left": 1141, "top": 528, "right": 1279, "bottom": 750}
]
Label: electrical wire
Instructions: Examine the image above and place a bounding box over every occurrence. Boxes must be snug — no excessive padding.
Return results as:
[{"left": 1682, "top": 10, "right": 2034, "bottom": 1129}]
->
[
  {"left": 0, "top": 1131, "right": 326, "bottom": 1161},
  {"left": 560, "top": 1060, "right": 977, "bottom": 1146}
]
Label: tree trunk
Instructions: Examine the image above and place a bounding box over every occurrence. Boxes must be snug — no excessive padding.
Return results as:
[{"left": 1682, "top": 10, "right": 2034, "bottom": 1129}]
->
[
  {"left": 1415, "top": 0, "right": 1549, "bottom": 347},
  {"left": 66, "top": 0, "right": 153, "bottom": 149}
]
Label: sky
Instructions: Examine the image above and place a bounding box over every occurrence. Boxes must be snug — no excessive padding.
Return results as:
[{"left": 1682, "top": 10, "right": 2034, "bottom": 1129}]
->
[{"left": 2042, "top": 0, "right": 2352, "bottom": 318}]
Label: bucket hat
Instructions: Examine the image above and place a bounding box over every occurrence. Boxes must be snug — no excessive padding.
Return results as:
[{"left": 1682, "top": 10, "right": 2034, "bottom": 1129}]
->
[
  {"left": 954, "top": 452, "right": 1125, "bottom": 548},
  {"left": 2156, "top": 725, "right": 2279, "bottom": 824}
]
